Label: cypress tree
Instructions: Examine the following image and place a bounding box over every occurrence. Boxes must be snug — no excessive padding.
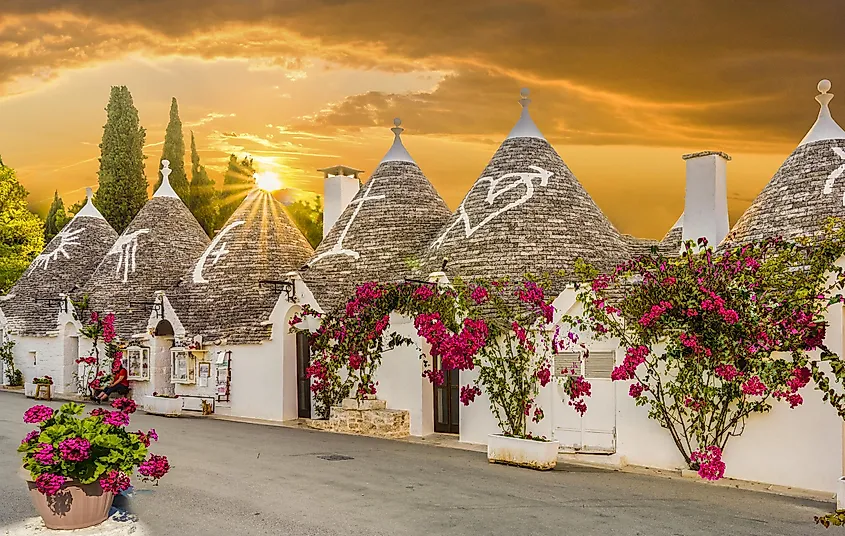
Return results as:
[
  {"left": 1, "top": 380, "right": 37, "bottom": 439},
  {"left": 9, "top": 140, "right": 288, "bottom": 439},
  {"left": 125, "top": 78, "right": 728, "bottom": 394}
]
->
[
  {"left": 156, "top": 97, "right": 188, "bottom": 200},
  {"left": 216, "top": 154, "right": 255, "bottom": 227},
  {"left": 188, "top": 132, "right": 218, "bottom": 236},
  {"left": 94, "top": 86, "right": 147, "bottom": 233},
  {"left": 44, "top": 190, "right": 65, "bottom": 242}
]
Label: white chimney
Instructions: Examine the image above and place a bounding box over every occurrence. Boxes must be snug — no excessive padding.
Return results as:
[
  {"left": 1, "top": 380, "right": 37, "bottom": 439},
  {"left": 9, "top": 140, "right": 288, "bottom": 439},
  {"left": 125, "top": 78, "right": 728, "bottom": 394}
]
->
[
  {"left": 319, "top": 165, "right": 362, "bottom": 238},
  {"left": 681, "top": 151, "right": 730, "bottom": 247}
]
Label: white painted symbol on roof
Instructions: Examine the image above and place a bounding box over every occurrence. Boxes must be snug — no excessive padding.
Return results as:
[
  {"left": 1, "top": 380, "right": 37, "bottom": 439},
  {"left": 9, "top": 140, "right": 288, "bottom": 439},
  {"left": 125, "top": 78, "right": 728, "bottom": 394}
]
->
[
  {"left": 432, "top": 166, "right": 553, "bottom": 249},
  {"left": 308, "top": 178, "right": 385, "bottom": 265},
  {"left": 30, "top": 227, "right": 85, "bottom": 274},
  {"left": 107, "top": 229, "right": 150, "bottom": 283},
  {"left": 30, "top": 227, "right": 86, "bottom": 272},
  {"left": 822, "top": 147, "right": 845, "bottom": 206},
  {"left": 211, "top": 243, "right": 230, "bottom": 265},
  {"left": 192, "top": 220, "right": 246, "bottom": 283}
]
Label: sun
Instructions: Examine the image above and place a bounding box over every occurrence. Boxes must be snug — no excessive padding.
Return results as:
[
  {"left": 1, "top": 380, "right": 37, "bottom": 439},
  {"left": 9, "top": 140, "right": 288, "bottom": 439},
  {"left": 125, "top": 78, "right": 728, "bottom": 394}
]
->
[{"left": 254, "top": 171, "right": 283, "bottom": 192}]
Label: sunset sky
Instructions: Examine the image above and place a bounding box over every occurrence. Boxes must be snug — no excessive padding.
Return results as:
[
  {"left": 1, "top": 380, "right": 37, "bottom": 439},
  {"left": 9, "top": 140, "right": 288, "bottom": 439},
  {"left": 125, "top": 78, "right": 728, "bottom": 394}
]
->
[{"left": 1, "top": 1, "right": 843, "bottom": 239}]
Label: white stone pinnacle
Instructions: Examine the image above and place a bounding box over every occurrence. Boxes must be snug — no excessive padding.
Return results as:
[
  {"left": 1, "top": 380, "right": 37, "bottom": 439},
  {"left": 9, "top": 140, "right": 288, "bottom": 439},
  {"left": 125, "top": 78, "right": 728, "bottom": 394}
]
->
[
  {"left": 379, "top": 117, "right": 415, "bottom": 164},
  {"left": 506, "top": 87, "right": 545, "bottom": 140},
  {"left": 153, "top": 159, "right": 180, "bottom": 198},
  {"left": 799, "top": 79, "right": 845, "bottom": 146},
  {"left": 73, "top": 186, "right": 106, "bottom": 220}
]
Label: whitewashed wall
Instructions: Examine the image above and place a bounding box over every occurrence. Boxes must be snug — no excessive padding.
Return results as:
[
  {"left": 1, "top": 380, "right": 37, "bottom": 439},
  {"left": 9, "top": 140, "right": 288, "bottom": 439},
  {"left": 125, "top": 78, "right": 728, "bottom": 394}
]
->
[
  {"left": 374, "top": 314, "right": 434, "bottom": 437},
  {"left": 549, "top": 297, "right": 845, "bottom": 494}
]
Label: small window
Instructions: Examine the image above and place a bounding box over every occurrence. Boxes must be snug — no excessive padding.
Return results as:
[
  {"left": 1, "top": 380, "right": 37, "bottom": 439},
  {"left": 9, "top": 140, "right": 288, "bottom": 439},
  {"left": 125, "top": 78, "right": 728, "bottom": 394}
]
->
[
  {"left": 29, "top": 351, "right": 37, "bottom": 366},
  {"left": 554, "top": 352, "right": 581, "bottom": 376},
  {"left": 171, "top": 348, "right": 197, "bottom": 384},
  {"left": 554, "top": 351, "right": 616, "bottom": 379},
  {"left": 126, "top": 346, "right": 150, "bottom": 381}
]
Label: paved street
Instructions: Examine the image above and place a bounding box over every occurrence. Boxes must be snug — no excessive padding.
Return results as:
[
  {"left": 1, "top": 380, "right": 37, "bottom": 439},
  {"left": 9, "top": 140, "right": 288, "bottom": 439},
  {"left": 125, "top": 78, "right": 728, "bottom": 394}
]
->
[{"left": 0, "top": 392, "right": 834, "bottom": 535}]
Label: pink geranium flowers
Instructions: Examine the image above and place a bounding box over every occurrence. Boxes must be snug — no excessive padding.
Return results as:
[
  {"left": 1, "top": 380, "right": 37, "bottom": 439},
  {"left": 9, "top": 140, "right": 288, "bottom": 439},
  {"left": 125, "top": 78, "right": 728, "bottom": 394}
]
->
[
  {"left": 23, "top": 405, "right": 54, "bottom": 424},
  {"left": 35, "top": 474, "right": 67, "bottom": 496},
  {"left": 58, "top": 438, "right": 92, "bottom": 462}
]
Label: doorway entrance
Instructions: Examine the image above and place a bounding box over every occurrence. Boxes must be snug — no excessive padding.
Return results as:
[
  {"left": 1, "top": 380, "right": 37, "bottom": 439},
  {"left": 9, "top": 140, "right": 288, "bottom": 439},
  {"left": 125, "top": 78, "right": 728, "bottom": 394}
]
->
[
  {"left": 433, "top": 360, "right": 459, "bottom": 434},
  {"left": 295, "top": 331, "right": 312, "bottom": 418}
]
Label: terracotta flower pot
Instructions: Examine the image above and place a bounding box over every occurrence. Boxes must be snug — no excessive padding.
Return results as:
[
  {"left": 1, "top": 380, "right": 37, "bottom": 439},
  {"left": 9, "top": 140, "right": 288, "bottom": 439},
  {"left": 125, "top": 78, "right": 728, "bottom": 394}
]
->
[{"left": 27, "top": 479, "right": 114, "bottom": 530}]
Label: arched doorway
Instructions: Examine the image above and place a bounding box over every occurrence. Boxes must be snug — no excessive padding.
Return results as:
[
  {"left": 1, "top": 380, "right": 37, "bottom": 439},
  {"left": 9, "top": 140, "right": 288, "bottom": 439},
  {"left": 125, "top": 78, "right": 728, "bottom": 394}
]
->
[{"left": 150, "top": 320, "right": 175, "bottom": 396}]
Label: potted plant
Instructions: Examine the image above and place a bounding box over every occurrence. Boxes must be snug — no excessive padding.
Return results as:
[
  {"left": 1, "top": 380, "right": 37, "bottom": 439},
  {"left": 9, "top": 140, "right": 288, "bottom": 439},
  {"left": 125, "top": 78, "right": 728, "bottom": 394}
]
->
[
  {"left": 32, "top": 376, "right": 53, "bottom": 385},
  {"left": 143, "top": 392, "right": 182, "bottom": 417},
  {"left": 18, "top": 399, "right": 168, "bottom": 530}
]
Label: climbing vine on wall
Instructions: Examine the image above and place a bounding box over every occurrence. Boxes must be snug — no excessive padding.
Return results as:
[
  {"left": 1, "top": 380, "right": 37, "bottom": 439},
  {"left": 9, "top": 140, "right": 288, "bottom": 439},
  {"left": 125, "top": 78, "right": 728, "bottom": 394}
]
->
[
  {"left": 572, "top": 226, "right": 845, "bottom": 482},
  {"left": 291, "top": 275, "right": 589, "bottom": 439}
]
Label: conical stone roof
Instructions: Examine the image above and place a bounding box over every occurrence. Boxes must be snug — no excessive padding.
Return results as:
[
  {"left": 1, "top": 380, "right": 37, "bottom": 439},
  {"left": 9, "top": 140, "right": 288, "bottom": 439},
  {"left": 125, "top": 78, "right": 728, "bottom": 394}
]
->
[
  {"left": 421, "top": 90, "right": 625, "bottom": 287},
  {"left": 1, "top": 189, "right": 117, "bottom": 336},
  {"left": 170, "top": 189, "right": 314, "bottom": 344},
  {"left": 302, "top": 119, "right": 452, "bottom": 311},
  {"left": 82, "top": 161, "right": 210, "bottom": 338},
  {"left": 725, "top": 80, "right": 845, "bottom": 245}
]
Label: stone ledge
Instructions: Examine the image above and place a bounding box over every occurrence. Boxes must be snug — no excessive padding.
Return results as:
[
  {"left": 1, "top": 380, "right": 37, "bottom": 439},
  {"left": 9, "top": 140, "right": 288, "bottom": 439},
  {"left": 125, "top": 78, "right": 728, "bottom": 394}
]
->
[{"left": 303, "top": 399, "right": 409, "bottom": 439}]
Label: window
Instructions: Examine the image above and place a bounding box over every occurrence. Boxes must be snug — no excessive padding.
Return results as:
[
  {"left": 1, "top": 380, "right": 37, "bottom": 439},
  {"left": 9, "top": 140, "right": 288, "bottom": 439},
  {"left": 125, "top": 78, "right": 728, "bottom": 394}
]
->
[
  {"left": 29, "top": 351, "right": 37, "bottom": 366},
  {"left": 554, "top": 351, "right": 615, "bottom": 379},
  {"left": 126, "top": 346, "right": 150, "bottom": 381},
  {"left": 170, "top": 348, "right": 197, "bottom": 384}
]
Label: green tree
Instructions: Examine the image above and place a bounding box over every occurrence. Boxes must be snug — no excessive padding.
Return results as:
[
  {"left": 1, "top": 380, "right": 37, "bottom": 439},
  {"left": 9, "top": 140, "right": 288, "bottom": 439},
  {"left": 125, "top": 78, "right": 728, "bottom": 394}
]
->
[
  {"left": 286, "top": 195, "right": 323, "bottom": 248},
  {"left": 94, "top": 86, "right": 147, "bottom": 233},
  {"left": 44, "top": 191, "right": 71, "bottom": 242},
  {"left": 217, "top": 154, "right": 255, "bottom": 227},
  {"left": 0, "top": 158, "right": 44, "bottom": 293},
  {"left": 187, "top": 132, "right": 218, "bottom": 236},
  {"left": 155, "top": 97, "right": 188, "bottom": 201}
]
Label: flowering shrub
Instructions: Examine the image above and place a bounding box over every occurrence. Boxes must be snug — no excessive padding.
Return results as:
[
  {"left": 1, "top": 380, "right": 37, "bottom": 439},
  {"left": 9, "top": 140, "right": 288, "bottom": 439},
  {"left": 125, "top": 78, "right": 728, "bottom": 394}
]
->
[
  {"left": 411, "top": 278, "right": 589, "bottom": 439},
  {"left": 573, "top": 232, "right": 845, "bottom": 479},
  {"left": 18, "top": 399, "right": 169, "bottom": 496},
  {"left": 291, "top": 283, "right": 420, "bottom": 417},
  {"left": 76, "top": 312, "right": 121, "bottom": 396},
  {"left": 293, "top": 276, "right": 590, "bottom": 438}
]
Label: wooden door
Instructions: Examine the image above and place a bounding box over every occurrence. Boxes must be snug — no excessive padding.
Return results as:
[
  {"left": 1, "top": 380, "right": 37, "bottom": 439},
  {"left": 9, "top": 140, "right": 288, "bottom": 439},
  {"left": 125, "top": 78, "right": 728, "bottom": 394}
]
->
[
  {"left": 553, "top": 351, "right": 617, "bottom": 453},
  {"left": 295, "top": 332, "right": 312, "bottom": 419},
  {"left": 433, "top": 362, "right": 459, "bottom": 434}
]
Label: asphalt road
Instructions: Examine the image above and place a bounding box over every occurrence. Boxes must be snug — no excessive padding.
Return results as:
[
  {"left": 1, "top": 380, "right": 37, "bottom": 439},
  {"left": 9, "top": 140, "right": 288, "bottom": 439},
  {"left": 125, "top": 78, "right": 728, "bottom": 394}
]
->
[{"left": 0, "top": 392, "right": 835, "bottom": 535}]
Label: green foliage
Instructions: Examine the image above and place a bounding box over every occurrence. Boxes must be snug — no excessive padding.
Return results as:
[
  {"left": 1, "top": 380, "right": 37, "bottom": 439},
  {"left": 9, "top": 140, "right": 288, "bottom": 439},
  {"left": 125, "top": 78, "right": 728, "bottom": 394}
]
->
[
  {"left": 18, "top": 402, "right": 149, "bottom": 485},
  {"left": 286, "top": 196, "right": 323, "bottom": 248},
  {"left": 156, "top": 97, "right": 189, "bottom": 201},
  {"left": 217, "top": 154, "right": 255, "bottom": 228},
  {"left": 0, "top": 158, "right": 44, "bottom": 293},
  {"left": 44, "top": 191, "right": 71, "bottom": 242},
  {"left": 187, "top": 131, "right": 218, "bottom": 236},
  {"left": 1, "top": 339, "right": 23, "bottom": 386},
  {"left": 94, "top": 86, "right": 147, "bottom": 233},
  {"left": 816, "top": 510, "right": 845, "bottom": 528}
]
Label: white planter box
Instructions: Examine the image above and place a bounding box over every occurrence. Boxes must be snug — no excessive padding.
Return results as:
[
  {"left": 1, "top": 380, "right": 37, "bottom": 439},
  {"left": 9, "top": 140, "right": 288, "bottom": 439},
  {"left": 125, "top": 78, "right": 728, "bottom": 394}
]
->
[
  {"left": 24, "top": 383, "right": 36, "bottom": 398},
  {"left": 142, "top": 395, "right": 182, "bottom": 417},
  {"left": 487, "top": 434, "right": 560, "bottom": 470}
]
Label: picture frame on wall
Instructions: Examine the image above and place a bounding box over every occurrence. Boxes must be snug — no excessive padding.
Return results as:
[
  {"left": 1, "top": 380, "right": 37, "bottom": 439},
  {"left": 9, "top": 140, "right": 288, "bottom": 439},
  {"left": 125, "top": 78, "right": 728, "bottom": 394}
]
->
[{"left": 199, "top": 362, "right": 210, "bottom": 378}]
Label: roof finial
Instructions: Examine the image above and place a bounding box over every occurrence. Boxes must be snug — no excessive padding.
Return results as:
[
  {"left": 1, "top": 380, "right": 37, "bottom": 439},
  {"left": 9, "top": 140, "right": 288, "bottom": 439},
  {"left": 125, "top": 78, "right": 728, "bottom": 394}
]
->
[
  {"left": 506, "top": 87, "right": 545, "bottom": 140},
  {"left": 73, "top": 186, "right": 105, "bottom": 220},
  {"left": 817, "top": 79, "right": 834, "bottom": 106},
  {"left": 86, "top": 187, "right": 93, "bottom": 201},
  {"left": 380, "top": 117, "right": 415, "bottom": 164},
  {"left": 153, "top": 159, "right": 180, "bottom": 198},
  {"left": 799, "top": 79, "right": 845, "bottom": 146},
  {"left": 391, "top": 117, "right": 404, "bottom": 137},
  {"left": 519, "top": 88, "right": 531, "bottom": 108}
]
